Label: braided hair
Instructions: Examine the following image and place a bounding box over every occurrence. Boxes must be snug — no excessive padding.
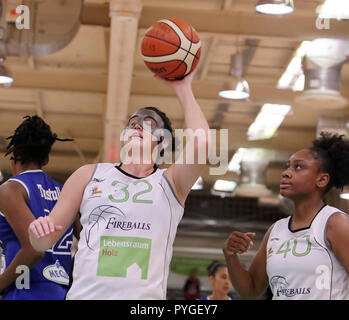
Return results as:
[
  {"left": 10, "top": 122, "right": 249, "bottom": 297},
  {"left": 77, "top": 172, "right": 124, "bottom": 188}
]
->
[
  {"left": 5, "top": 115, "right": 73, "bottom": 166},
  {"left": 309, "top": 131, "right": 349, "bottom": 193},
  {"left": 207, "top": 260, "right": 226, "bottom": 277}
]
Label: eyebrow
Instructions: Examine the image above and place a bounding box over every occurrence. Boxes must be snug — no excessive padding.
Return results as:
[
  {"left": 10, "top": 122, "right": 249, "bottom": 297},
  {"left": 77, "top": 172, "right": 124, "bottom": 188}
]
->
[
  {"left": 129, "top": 116, "right": 155, "bottom": 121},
  {"left": 285, "top": 159, "right": 306, "bottom": 165}
]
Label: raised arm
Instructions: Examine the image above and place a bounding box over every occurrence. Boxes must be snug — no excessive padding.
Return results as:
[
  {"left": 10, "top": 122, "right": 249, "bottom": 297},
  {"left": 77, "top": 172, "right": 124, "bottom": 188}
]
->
[
  {"left": 223, "top": 226, "right": 272, "bottom": 299},
  {"left": 162, "top": 72, "right": 210, "bottom": 205},
  {"left": 28, "top": 164, "right": 95, "bottom": 252}
]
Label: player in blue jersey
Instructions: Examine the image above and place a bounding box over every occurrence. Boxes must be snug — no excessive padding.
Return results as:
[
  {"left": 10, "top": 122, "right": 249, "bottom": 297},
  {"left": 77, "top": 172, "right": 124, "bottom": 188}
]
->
[{"left": 0, "top": 115, "right": 74, "bottom": 300}]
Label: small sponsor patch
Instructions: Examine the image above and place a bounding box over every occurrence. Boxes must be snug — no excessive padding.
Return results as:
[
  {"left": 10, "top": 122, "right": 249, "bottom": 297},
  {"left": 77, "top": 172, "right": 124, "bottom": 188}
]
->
[
  {"left": 0, "top": 253, "right": 6, "bottom": 274},
  {"left": 42, "top": 260, "right": 69, "bottom": 285}
]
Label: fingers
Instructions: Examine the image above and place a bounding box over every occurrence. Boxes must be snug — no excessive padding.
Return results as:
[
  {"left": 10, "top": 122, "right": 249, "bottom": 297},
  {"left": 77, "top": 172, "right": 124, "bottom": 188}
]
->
[
  {"left": 29, "top": 220, "right": 42, "bottom": 239},
  {"left": 235, "top": 232, "right": 255, "bottom": 247},
  {"left": 224, "top": 231, "right": 256, "bottom": 255},
  {"left": 29, "top": 216, "right": 63, "bottom": 239}
]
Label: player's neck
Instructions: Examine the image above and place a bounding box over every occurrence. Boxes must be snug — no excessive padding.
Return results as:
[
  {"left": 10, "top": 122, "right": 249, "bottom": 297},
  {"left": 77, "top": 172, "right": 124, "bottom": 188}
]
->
[
  {"left": 12, "top": 162, "right": 42, "bottom": 176},
  {"left": 119, "top": 163, "right": 156, "bottom": 178},
  {"left": 209, "top": 291, "right": 229, "bottom": 300},
  {"left": 292, "top": 196, "right": 325, "bottom": 228}
]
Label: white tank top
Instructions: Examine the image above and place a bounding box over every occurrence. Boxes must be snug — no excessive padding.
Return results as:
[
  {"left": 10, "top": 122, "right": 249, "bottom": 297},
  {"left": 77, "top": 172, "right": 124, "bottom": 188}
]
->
[
  {"left": 66, "top": 163, "right": 184, "bottom": 300},
  {"left": 266, "top": 204, "right": 349, "bottom": 300}
]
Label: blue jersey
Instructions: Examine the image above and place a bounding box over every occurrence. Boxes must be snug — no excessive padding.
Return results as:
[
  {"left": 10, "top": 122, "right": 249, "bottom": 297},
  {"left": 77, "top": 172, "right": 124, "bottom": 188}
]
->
[{"left": 0, "top": 170, "right": 73, "bottom": 300}]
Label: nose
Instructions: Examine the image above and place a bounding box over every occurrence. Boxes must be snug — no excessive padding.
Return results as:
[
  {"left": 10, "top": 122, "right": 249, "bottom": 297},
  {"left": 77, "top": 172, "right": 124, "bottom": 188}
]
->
[
  {"left": 133, "top": 123, "right": 143, "bottom": 131},
  {"left": 282, "top": 167, "right": 292, "bottom": 178}
]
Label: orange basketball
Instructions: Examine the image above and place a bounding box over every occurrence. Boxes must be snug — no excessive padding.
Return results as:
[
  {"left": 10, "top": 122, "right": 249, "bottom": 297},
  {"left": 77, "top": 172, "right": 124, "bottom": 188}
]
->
[{"left": 141, "top": 18, "right": 201, "bottom": 80}]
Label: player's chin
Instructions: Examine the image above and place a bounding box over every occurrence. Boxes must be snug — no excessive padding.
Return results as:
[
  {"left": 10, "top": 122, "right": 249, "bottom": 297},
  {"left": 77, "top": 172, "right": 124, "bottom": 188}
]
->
[
  {"left": 279, "top": 188, "right": 294, "bottom": 199},
  {"left": 221, "top": 286, "right": 230, "bottom": 295}
]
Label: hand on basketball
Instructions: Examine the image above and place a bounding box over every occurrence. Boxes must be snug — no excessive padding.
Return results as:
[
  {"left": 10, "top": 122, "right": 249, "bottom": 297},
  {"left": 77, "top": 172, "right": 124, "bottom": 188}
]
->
[
  {"left": 154, "top": 70, "right": 196, "bottom": 98},
  {"left": 223, "top": 231, "right": 256, "bottom": 255},
  {"left": 29, "top": 215, "right": 63, "bottom": 239}
]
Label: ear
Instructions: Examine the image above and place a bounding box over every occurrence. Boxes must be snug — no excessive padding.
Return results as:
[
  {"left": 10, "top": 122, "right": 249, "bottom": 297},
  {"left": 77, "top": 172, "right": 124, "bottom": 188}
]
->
[
  {"left": 160, "top": 136, "right": 169, "bottom": 150},
  {"left": 42, "top": 155, "right": 49, "bottom": 167},
  {"left": 10, "top": 157, "right": 16, "bottom": 175},
  {"left": 316, "top": 172, "right": 330, "bottom": 189},
  {"left": 208, "top": 275, "right": 215, "bottom": 285}
]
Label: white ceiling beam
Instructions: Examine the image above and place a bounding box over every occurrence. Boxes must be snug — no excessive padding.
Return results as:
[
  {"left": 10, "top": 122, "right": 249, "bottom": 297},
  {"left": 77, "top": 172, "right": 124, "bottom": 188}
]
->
[{"left": 82, "top": 3, "right": 349, "bottom": 40}]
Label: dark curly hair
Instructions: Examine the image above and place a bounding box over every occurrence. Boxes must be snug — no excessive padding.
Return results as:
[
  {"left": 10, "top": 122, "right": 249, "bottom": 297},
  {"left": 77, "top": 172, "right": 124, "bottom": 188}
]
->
[
  {"left": 5, "top": 115, "right": 73, "bottom": 166},
  {"left": 309, "top": 131, "right": 349, "bottom": 192},
  {"left": 207, "top": 260, "right": 226, "bottom": 277}
]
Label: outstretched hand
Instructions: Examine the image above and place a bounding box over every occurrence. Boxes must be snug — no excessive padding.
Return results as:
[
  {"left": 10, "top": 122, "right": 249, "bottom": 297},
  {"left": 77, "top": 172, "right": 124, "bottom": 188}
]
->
[
  {"left": 29, "top": 215, "right": 63, "bottom": 239},
  {"left": 223, "top": 231, "right": 256, "bottom": 255}
]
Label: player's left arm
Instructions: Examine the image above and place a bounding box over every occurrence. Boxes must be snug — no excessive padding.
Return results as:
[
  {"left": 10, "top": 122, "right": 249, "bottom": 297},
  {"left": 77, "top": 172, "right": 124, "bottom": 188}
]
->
[
  {"left": 162, "top": 72, "right": 210, "bottom": 206},
  {"left": 326, "top": 212, "right": 349, "bottom": 274},
  {"left": 0, "top": 181, "right": 44, "bottom": 292}
]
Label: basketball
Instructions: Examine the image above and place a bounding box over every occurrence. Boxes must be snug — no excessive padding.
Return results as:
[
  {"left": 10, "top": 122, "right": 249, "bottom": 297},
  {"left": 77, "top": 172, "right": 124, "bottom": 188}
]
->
[{"left": 141, "top": 18, "right": 201, "bottom": 80}]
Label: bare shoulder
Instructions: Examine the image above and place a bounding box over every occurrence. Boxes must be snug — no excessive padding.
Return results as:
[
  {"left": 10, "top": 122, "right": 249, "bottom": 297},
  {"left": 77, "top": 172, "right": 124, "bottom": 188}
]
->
[
  {"left": 67, "top": 164, "right": 96, "bottom": 182},
  {"left": 60, "top": 164, "right": 97, "bottom": 194},
  {"left": 261, "top": 223, "right": 275, "bottom": 246},
  {"left": 74, "top": 163, "right": 96, "bottom": 175},
  {"left": 327, "top": 211, "right": 349, "bottom": 230},
  {"left": 0, "top": 179, "right": 26, "bottom": 200},
  {"left": 326, "top": 212, "right": 349, "bottom": 247},
  {"left": 0, "top": 179, "right": 28, "bottom": 216}
]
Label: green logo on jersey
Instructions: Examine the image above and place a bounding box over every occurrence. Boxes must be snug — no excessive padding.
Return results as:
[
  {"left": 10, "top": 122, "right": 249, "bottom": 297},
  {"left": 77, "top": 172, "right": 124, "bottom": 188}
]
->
[
  {"left": 276, "top": 235, "right": 312, "bottom": 259},
  {"left": 97, "top": 236, "right": 151, "bottom": 280},
  {"left": 108, "top": 179, "right": 153, "bottom": 204}
]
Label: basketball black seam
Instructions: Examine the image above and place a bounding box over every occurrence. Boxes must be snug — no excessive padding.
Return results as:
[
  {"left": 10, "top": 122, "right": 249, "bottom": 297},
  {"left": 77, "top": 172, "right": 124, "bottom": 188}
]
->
[
  {"left": 142, "top": 35, "right": 198, "bottom": 59},
  {"left": 169, "top": 19, "right": 199, "bottom": 44},
  {"left": 143, "top": 34, "right": 180, "bottom": 54},
  {"left": 162, "top": 24, "right": 194, "bottom": 78}
]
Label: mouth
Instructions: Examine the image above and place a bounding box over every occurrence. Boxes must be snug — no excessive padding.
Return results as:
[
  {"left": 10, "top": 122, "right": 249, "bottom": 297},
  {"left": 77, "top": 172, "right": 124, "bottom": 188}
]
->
[
  {"left": 280, "top": 180, "right": 292, "bottom": 189},
  {"left": 131, "top": 132, "right": 143, "bottom": 139}
]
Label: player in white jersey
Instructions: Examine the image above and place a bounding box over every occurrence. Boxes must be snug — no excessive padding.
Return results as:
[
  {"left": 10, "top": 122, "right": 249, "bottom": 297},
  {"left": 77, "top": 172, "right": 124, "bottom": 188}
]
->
[
  {"left": 27, "top": 72, "right": 210, "bottom": 299},
  {"left": 223, "top": 132, "right": 349, "bottom": 300}
]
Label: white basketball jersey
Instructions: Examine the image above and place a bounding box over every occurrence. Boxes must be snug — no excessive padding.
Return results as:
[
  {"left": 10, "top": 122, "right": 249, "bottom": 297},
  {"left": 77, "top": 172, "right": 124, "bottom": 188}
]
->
[
  {"left": 66, "top": 163, "right": 184, "bottom": 300},
  {"left": 266, "top": 205, "right": 349, "bottom": 300}
]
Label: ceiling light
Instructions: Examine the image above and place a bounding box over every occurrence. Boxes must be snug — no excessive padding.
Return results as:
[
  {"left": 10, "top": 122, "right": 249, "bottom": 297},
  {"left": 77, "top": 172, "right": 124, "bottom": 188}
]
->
[
  {"left": 219, "top": 50, "right": 250, "bottom": 100},
  {"left": 228, "top": 148, "right": 248, "bottom": 173},
  {"left": 218, "top": 79, "right": 250, "bottom": 100},
  {"left": 260, "top": 103, "right": 291, "bottom": 116},
  {"left": 256, "top": 0, "right": 294, "bottom": 15},
  {"left": 340, "top": 186, "right": 349, "bottom": 200},
  {"left": 247, "top": 104, "right": 291, "bottom": 140},
  {"left": 318, "top": 0, "right": 349, "bottom": 20},
  {"left": 277, "top": 41, "right": 311, "bottom": 91},
  {"left": 191, "top": 176, "right": 203, "bottom": 190},
  {"left": 340, "top": 192, "right": 349, "bottom": 200},
  {"left": 0, "top": 65, "right": 13, "bottom": 86},
  {"left": 213, "top": 180, "right": 237, "bottom": 192}
]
